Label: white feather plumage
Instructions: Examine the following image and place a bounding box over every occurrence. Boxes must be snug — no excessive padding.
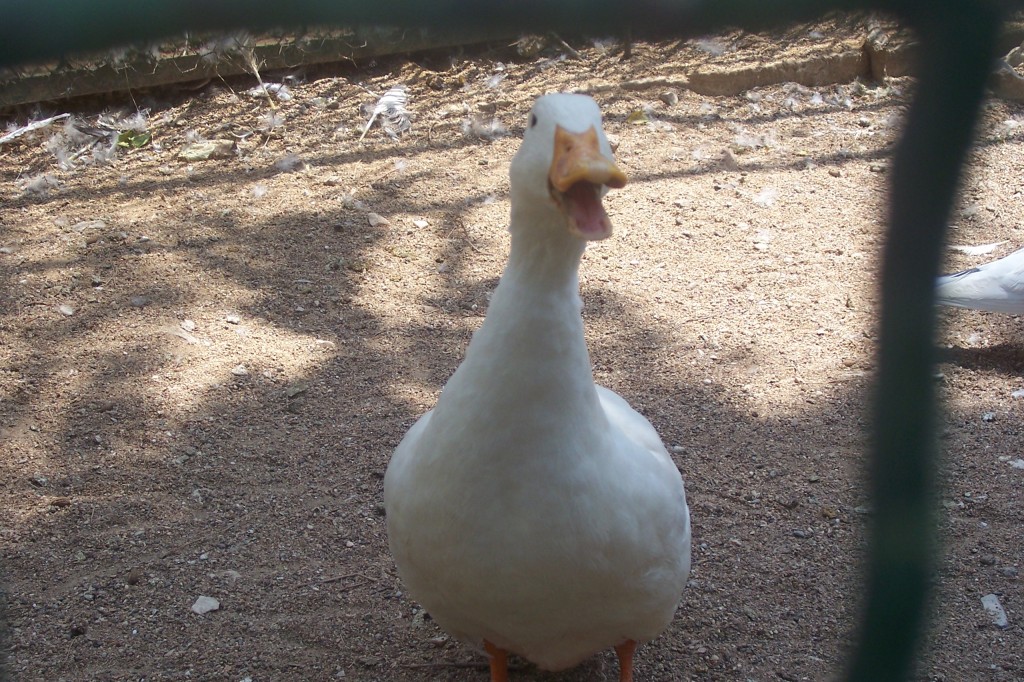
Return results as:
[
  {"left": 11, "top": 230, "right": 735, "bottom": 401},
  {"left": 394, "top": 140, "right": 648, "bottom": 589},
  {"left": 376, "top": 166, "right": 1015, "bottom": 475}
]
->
[
  {"left": 936, "top": 246, "right": 1024, "bottom": 313},
  {"left": 384, "top": 94, "right": 690, "bottom": 675}
]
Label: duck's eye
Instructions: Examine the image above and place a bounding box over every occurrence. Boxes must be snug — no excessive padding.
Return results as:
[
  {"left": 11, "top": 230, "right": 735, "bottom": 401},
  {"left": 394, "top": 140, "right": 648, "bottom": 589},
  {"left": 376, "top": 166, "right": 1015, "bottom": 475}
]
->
[{"left": 529, "top": 114, "right": 538, "bottom": 128}]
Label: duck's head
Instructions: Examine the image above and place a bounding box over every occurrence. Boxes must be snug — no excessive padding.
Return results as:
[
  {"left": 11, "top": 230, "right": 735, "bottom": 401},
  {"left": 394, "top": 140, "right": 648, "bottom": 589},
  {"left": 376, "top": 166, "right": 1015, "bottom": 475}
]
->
[{"left": 510, "top": 93, "right": 627, "bottom": 241}]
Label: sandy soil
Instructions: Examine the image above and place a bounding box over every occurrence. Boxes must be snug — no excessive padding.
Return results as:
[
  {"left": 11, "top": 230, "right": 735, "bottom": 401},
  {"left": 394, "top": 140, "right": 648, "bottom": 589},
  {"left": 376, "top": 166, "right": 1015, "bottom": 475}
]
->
[{"left": 1, "top": 20, "right": 1022, "bottom": 682}]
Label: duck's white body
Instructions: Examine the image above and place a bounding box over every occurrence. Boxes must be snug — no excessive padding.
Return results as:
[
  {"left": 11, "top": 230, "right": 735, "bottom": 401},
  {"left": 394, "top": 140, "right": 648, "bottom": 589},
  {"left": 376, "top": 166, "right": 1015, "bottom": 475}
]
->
[
  {"left": 936, "top": 246, "right": 1024, "bottom": 313},
  {"left": 383, "top": 94, "right": 690, "bottom": 676}
]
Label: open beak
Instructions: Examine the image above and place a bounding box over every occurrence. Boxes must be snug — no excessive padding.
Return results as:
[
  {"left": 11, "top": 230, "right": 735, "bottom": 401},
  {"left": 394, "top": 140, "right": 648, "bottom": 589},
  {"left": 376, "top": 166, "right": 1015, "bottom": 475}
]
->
[{"left": 548, "top": 124, "right": 627, "bottom": 241}]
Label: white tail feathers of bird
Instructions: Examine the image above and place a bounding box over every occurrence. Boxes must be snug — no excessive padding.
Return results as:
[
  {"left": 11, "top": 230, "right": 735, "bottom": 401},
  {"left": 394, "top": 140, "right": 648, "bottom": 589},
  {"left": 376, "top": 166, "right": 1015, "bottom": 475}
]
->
[{"left": 936, "top": 245, "right": 1024, "bottom": 313}]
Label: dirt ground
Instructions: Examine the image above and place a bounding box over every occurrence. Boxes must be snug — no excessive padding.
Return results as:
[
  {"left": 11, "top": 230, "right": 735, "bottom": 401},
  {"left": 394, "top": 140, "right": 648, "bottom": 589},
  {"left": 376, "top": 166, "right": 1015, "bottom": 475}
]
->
[{"left": 1, "top": 18, "right": 1022, "bottom": 682}]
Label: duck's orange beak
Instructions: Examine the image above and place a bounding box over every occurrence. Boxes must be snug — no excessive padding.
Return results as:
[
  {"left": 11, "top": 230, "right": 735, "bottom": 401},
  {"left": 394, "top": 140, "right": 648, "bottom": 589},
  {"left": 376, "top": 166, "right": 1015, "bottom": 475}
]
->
[
  {"left": 548, "top": 125, "right": 627, "bottom": 241},
  {"left": 548, "top": 125, "right": 627, "bottom": 192}
]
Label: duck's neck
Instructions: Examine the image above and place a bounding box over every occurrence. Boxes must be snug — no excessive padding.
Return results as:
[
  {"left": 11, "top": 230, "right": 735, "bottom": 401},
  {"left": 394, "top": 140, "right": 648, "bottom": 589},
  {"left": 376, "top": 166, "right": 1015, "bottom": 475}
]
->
[
  {"left": 435, "top": 210, "right": 604, "bottom": 432},
  {"left": 503, "top": 211, "right": 587, "bottom": 299}
]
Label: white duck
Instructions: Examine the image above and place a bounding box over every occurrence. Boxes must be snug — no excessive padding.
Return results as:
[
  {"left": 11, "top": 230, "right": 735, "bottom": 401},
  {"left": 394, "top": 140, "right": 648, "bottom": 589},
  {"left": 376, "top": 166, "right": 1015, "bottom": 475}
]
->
[
  {"left": 383, "top": 93, "right": 691, "bottom": 681},
  {"left": 936, "top": 245, "right": 1024, "bottom": 313}
]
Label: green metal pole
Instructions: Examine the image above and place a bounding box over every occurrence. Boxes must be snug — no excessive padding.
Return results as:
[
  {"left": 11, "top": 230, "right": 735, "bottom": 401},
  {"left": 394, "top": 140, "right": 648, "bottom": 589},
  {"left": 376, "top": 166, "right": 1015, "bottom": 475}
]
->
[
  {"left": 0, "top": 0, "right": 862, "bottom": 68},
  {"left": 844, "top": 3, "right": 1002, "bottom": 680}
]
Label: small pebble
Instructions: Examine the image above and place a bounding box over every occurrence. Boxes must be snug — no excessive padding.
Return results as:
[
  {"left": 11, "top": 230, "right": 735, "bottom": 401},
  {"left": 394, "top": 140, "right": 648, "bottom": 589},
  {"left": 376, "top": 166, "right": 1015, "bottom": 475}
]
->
[
  {"left": 180, "top": 319, "right": 196, "bottom": 332},
  {"left": 274, "top": 153, "right": 306, "bottom": 173},
  {"left": 231, "top": 364, "right": 248, "bottom": 376},
  {"left": 412, "top": 219, "right": 429, "bottom": 229},
  {"left": 792, "top": 529, "right": 810, "bottom": 539},
  {"left": 367, "top": 212, "right": 390, "bottom": 227},
  {"left": 981, "top": 593, "right": 1009, "bottom": 628},
  {"left": 73, "top": 219, "right": 106, "bottom": 232},
  {"left": 998, "top": 567, "right": 1019, "bottom": 578},
  {"left": 178, "top": 140, "right": 235, "bottom": 161},
  {"left": 982, "top": 412, "right": 996, "bottom": 422},
  {"left": 191, "top": 595, "right": 220, "bottom": 615},
  {"left": 225, "top": 314, "right": 241, "bottom": 325},
  {"left": 286, "top": 383, "right": 309, "bottom": 399},
  {"left": 129, "top": 296, "right": 150, "bottom": 308},
  {"left": 58, "top": 304, "right": 75, "bottom": 316},
  {"left": 828, "top": 168, "right": 842, "bottom": 178}
]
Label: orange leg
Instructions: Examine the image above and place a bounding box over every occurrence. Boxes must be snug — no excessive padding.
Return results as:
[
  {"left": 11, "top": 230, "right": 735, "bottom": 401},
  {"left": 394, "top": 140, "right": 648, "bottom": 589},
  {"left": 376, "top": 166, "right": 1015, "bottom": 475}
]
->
[
  {"left": 484, "top": 639, "right": 509, "bottom": 682},
  {"left": 614, "top": 639, "right": 637, "bottom": 682}
]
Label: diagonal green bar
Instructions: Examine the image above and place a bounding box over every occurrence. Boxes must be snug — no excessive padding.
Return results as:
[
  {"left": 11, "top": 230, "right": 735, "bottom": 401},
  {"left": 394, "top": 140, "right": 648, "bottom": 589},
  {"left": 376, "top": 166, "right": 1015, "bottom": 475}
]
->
[
  {"left": 0, "top": 0, "right": 865, "bottom": 68},
  {"left": 843, "top": 4, "right": 1002, "bottom": 681}
]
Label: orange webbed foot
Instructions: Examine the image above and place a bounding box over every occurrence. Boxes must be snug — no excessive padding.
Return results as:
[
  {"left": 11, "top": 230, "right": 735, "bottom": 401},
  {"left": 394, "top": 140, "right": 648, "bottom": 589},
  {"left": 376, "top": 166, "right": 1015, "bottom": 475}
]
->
[
  {"left": 484, "top": 640, "right": 509, "bottom": 682},
  {"left": 615, "top": 639, "right": 637, "bottom": 682}
]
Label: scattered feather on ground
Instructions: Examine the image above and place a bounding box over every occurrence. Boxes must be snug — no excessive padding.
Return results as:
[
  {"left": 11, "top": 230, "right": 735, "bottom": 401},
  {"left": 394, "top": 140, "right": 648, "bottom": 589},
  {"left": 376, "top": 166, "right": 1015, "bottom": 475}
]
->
[
  {"left": 947, "top": 241, "right": 1007, "bottom": 256},
  {"left": 359, "top": 86, "right": 412, "bottom": 140}
]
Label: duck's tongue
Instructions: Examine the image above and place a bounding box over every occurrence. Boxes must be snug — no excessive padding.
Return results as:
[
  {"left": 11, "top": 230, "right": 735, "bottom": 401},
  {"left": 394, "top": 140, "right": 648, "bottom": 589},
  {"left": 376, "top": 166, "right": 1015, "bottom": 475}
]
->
[
  {"left": 548, "top": 124, "right": 627, "bottom": 242},
  {"left": 563, "top": 182, "right": 613, "bottom": 240}
]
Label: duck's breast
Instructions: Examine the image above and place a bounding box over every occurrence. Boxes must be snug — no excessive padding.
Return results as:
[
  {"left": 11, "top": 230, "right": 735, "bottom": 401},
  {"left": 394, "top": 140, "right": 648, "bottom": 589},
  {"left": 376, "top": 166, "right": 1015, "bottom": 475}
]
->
[{"left": 384, "top": 400, "right": 690, "bottom": 670}]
